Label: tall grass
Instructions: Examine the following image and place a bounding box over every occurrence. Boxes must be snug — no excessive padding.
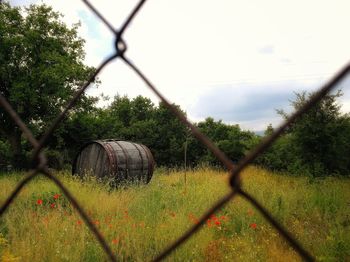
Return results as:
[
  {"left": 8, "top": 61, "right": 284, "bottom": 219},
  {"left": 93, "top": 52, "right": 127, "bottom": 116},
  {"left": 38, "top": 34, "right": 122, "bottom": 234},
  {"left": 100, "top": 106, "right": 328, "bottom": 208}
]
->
[{"left": 0, "top": 167, "right": 349, "bottom": 261}]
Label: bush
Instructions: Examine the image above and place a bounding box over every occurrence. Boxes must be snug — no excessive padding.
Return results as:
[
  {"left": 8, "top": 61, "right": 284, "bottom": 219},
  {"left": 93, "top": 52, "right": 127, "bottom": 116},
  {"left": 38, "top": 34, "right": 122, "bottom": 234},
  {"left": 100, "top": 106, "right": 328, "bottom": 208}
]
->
[{"left": 44, "top": 149, "right": 64, "bottom": 170}]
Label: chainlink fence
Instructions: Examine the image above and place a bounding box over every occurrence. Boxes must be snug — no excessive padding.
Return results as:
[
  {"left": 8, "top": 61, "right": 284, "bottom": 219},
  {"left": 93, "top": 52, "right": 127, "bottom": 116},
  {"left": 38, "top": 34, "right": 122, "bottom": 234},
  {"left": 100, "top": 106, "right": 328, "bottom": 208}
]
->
[{"left": 1, "top": 0, "right": 350, "bottom": 261}]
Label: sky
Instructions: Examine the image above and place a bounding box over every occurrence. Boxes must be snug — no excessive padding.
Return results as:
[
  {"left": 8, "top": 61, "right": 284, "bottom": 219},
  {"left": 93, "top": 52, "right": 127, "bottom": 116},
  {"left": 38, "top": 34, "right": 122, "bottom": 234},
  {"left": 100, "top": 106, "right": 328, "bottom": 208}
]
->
[{"left": 10, "top": 0, "right": 350, "bottom": 131}]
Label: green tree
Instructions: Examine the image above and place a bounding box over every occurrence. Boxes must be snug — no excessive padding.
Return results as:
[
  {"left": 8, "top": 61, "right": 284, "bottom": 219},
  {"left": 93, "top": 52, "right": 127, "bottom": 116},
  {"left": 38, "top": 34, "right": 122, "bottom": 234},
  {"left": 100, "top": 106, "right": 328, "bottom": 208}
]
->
[
  {"left": 106, "top": 96, "right": 187, "bottom": 166},
  {"left": 256, "top": 131, "right": 296, "bottom": 172},
  {"left": 109, "top": 95, "right": 133, "bottom": 128},
  {"left": 0, "top": 3, "right": 96, "bottom": 167},
  {"left": 187, "top": 117, "right": 251, "bottom": 166},
  {"left": 152, "top": 102, "right": 187, "bottom": 166},
  {"left": 130, "top": 96, "right": 155, "bottom": 124},
  {"left": 278, "top": 90, "right": 350, "bottom": 176},
  {"left": 61, "top": 107, "right": 119, "bottom": 160}
]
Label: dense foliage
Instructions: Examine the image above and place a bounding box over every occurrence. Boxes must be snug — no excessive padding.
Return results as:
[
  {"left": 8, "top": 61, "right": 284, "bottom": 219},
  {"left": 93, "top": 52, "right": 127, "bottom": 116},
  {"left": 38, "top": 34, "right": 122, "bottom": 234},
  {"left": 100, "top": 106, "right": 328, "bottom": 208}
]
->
[
  {"left": 0, "top": 2, "right": 96, "bottom": 167},
  {"left": 1, "top": 2, "right": 349, "bottom": 177},
  {"left": 257, "top": 91, "right": 350, "bottom": 177},
  {"left": 43, "top": 94, "right": 254, "bottom": 168}
]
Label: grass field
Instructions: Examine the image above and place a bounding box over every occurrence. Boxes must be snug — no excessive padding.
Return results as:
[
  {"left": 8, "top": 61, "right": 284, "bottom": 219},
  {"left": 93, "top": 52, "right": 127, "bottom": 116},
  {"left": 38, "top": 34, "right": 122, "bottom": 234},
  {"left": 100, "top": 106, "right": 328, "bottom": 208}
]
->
[{"left": 0, "top": 167, "right": 349, "bottom": 261}]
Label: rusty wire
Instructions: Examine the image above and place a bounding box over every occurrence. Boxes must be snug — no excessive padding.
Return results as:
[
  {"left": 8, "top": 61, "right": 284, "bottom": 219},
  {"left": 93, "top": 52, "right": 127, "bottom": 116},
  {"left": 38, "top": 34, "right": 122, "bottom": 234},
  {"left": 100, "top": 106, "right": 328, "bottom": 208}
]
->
[{"left": 1, "top": 0, "right": 349, "bottom": 261}]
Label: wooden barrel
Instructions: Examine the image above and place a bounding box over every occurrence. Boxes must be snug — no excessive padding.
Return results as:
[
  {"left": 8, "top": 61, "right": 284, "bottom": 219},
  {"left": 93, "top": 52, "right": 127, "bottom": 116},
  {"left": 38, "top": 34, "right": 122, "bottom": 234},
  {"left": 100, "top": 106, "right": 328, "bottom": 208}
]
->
[{"left": 72, "top": 140, "right": 155, "bottom": 184}]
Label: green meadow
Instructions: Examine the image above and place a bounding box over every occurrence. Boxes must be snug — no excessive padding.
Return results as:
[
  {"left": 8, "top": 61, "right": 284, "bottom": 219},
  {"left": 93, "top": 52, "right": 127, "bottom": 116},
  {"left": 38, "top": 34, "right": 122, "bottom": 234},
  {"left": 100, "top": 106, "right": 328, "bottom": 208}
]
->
[{"left": 0, "top": 167, "right": 349, "bottom": 261}]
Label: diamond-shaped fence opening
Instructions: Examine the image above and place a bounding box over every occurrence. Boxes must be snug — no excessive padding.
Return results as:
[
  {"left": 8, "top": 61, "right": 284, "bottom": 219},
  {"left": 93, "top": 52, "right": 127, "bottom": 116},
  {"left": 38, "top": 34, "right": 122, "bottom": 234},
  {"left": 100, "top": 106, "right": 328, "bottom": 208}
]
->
[{"left": 1, "top": 1, "right": 349, "bottom": 261}]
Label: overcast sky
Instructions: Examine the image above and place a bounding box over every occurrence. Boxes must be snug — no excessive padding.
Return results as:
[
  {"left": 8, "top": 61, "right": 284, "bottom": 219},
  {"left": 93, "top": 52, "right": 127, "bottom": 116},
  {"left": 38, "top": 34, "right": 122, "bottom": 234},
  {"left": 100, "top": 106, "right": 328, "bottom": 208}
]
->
[{"left": 10, "top": 0, "right": 350, "bottom": 131}]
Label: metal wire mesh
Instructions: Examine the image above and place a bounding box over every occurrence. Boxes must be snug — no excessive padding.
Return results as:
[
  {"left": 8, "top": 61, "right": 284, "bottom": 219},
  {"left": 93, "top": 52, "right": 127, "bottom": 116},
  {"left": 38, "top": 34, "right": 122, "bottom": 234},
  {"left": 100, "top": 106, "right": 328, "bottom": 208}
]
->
[{"left": 1, "top": 0, "right": 349, "bottom": 261}]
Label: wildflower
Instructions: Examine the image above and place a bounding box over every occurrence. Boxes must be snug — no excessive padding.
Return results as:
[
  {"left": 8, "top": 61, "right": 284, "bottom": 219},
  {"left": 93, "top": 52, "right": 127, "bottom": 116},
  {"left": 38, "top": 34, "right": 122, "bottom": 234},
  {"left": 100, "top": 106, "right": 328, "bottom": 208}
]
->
[
  {"left": 215, "top": 220, "right": 221, "bottom": 226},
  {"left": 250, "top": 223, "right": 257, "bottom": 229},
  {"left": 94, "top": 220, "right": 100, "bottom": 225},
  {"left": 37, "top": 199, "right": 43, "bottom": 205},
  {"left": 207, "top": 219, "right": 212, "bottom": 228},
  {"left": 211, "top": 214, "right": 218, "bottom": 221},
  {"left": 53, "top": 194, "right": 61, "bottom": 199},
  {"left": 220, "top": 215, "right": 228, "bottom": 221},
  {"left": 112, "top": 239, "right": 119, "bottom": 244},
  {"left": 77, "top": 220, "right": 83, "bottom": 225},
  {"left": 50, "top": 203, "right": 55, "bottom": 208}
]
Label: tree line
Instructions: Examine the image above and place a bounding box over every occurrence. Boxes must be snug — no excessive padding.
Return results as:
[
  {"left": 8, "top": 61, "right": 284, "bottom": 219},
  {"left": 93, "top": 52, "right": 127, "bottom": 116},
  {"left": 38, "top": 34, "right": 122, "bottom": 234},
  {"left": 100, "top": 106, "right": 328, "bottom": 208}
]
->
[
  {"left": 1, "top": 2, "right": 349, "bottom": 177},
  {"left": 0, "top": 93, "right": 257, "bottom": 170},
  {"left": 2, "top": 91, "right": 350, "bottom": 178}
]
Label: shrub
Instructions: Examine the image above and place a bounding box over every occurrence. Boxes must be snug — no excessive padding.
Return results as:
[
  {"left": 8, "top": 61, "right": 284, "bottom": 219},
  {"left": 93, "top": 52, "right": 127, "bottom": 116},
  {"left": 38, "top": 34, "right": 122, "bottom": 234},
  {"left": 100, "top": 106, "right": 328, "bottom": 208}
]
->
[{"left": 44, "top": 149, "right": 64, "bottom": 170}]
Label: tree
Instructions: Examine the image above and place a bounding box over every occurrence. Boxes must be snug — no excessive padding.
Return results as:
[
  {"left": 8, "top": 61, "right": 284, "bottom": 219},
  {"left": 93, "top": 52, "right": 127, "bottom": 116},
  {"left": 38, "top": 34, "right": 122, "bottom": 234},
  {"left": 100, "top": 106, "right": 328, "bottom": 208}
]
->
[
  {"left": 109, "top": 95, "right": 133, "bottom": 128},
  {"left": 255, "top": 131, "right": 296, "bottom": 172},
  {"left": 187, "top": 117, "right": 251, "bottom": 166},
  {"left": 152, "top": 102, "right": 187, "bottom": 166},
  {"left": 0, "top": 3, "right": 96, "bottom": 167},
  {"left": 277, "top": 90, "right": 350, "bottom": 176}
]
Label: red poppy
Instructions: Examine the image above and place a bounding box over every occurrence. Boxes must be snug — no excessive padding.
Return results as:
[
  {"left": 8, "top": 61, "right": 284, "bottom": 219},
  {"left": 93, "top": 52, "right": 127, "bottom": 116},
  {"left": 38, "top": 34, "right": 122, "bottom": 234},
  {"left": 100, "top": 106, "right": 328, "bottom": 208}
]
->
[
  {"left": 53, "top": 194, "right": 61, "bottom": 199},
  {"left": 37, "top": 199, "right": 43, "bottom": 205},
  {"left": 215, "top": 220, "right": 221, "bottom": 226},
  {"left": 77, "top": 220, "right": 83, "bottom": 225},
  {"left": 112, "top": 238, "right": 119, "bottom": 244},
  {"left": 207, "top": 219, "right": 212, "bottom": 228},
  {"left": 211, "top": 214, "right": 218, "bottom": 220},
  {"left": 250, "top": 223, "right": 257, "bottom": 229},
  {"left": 50, "top": 203, "right": 55, "bottom": 208},
  {"left": 94, "top": 220, "right": 100, "bottom": 225}
]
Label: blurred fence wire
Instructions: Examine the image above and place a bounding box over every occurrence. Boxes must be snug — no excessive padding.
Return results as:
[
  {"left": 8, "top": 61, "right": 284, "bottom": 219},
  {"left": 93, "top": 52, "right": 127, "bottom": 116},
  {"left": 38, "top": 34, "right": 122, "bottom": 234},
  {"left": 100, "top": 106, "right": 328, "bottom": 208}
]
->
[{"left": 1, "top": 0, "right": 350, "bottom": 261}]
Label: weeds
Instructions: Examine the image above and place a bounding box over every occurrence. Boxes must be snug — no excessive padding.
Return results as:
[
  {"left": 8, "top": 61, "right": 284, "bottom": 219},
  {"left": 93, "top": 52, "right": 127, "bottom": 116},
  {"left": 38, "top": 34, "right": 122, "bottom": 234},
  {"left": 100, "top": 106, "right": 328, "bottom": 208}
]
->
[{"left": 0, "top": 167, "right": 349, "bottom": 261}]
